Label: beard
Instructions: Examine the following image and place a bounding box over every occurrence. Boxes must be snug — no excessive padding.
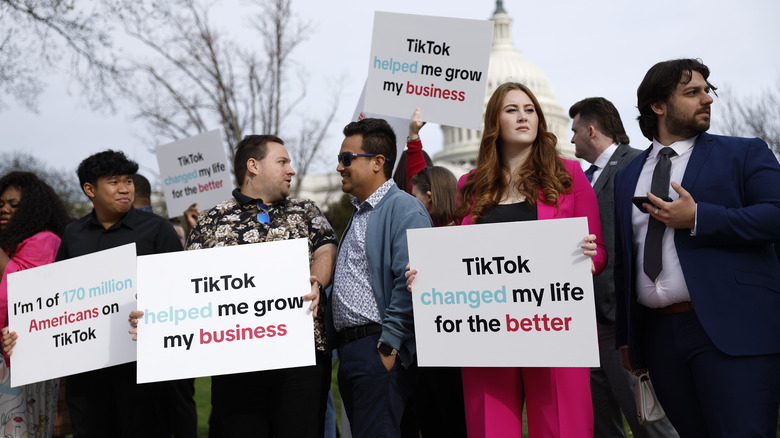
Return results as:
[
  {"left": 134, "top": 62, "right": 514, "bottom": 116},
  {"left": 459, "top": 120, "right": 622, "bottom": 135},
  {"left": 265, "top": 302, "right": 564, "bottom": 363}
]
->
[{"left": 665, "top": 102, "right": 710, "bottom": 139}]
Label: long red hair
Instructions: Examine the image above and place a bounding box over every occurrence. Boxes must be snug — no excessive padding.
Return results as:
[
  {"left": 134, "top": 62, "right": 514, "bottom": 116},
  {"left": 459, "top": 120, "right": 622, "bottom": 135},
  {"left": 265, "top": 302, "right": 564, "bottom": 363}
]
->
[{"left": 455, "top": 82, "right": 572, "bottom": 223}]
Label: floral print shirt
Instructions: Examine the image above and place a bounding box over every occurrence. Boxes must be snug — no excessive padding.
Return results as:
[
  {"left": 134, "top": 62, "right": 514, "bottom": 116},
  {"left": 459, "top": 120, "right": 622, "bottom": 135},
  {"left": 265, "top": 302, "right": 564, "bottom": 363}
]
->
[{"left": 186, "top": 188, "right": 338, "bottom": 352}]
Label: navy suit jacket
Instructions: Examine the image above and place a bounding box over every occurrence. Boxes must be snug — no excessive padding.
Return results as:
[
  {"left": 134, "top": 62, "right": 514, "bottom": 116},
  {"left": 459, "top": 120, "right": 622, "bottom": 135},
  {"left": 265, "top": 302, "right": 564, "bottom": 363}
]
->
[{"left": 614, "top": 132, "right": 780, "bottom": 368}]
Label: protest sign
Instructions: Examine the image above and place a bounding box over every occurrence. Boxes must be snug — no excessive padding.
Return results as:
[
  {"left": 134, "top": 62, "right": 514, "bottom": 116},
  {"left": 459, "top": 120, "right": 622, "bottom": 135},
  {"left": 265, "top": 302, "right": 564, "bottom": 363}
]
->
[
  {"left": 156, "top": 129, "right": 233, "bottom": 217},
  {"left": 407, "top": 218, "right": 599, "bottom": 367},
  {"left": 7, "top": 244, "right": 138, "bottom": 387},
  {"left": 364, "top": 12, "right": 493, "bottom": 130},
  {"left": 136, "top": 239, "right": 315, "bottom": 383}
]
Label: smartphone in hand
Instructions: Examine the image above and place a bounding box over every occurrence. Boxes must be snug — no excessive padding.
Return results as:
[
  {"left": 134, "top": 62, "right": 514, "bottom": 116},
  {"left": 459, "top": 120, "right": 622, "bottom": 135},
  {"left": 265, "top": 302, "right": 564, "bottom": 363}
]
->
[{"left": 632, "top": 196, "right": 672, "bottom": 214}]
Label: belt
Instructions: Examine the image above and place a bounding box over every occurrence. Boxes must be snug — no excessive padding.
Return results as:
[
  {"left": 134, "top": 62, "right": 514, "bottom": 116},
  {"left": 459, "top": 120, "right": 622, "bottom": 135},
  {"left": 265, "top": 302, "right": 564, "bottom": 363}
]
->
[
  {"left": 339, "top": 323, "right": 382, "bottom": 342},
  {"left": 652, "top": 301, "right": 694, "bottom": 315}
]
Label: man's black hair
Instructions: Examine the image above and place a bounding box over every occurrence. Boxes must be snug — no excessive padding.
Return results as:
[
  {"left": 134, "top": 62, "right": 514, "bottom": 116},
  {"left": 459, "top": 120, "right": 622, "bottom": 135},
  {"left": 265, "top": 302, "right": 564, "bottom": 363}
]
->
[
  {"left": 343, "top": 118, "right": 397, "bottom": 179},
  {"left": 76, "top": 150, "right": 139, "bottom": 195}
]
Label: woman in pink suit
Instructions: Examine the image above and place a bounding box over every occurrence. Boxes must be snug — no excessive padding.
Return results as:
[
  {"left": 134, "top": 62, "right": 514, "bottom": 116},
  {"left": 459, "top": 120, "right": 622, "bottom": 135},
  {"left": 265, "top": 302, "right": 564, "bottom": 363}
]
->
[{"left": 454, "top": 82, "right": 606, "bottom": 437}]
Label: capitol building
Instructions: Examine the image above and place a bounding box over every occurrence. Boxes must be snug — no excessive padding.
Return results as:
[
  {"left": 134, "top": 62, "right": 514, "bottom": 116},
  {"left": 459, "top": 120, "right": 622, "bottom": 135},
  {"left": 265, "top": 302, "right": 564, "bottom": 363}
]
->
[{"left": 297, "top": 1, "right": 575, "bottom": 207}]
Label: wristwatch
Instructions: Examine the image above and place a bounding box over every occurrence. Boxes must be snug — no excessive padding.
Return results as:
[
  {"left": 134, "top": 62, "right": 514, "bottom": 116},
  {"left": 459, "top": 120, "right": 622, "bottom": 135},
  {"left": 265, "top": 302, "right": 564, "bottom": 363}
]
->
[{"left": 377, "top": 342, "right": 397, "bottom": 356}]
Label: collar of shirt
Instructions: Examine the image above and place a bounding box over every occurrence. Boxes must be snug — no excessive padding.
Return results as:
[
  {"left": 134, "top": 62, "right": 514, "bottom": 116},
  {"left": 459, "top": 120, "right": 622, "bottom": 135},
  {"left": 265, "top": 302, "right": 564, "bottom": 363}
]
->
[
  {"left": 589, "top": 143, "right": 619, "bottom": 185},
  {"left": 651, "top": 135, "right": 697, "bottom": 158},
  {"left": 593, "top": 143, "right": 619, "bottom": 169},
  {"left": 88, "top": 206, "right": 137, "bottom": 231},
  {"left": 232, "top": 188, "right": 286, "bottom": 209},
  {"left": 351, "top": 179, "right": 395, "bottom": 213}
]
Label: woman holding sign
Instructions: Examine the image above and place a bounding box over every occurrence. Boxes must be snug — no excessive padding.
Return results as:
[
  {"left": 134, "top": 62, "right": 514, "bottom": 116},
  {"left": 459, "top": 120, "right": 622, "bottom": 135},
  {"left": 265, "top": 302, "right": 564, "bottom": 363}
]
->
[
  {"left": 409, "top": 82, "right": 606, "bottom": 437},
  {"left": 0, "top": 171, "right": 70, "bottom": 438}
]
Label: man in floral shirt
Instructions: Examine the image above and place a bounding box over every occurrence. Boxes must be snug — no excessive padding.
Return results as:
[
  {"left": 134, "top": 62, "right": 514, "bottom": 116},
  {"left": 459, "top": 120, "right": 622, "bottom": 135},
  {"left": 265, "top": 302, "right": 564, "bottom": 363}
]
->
[{"left": 186, "top": 134, "right": 338, "bottom": 438}]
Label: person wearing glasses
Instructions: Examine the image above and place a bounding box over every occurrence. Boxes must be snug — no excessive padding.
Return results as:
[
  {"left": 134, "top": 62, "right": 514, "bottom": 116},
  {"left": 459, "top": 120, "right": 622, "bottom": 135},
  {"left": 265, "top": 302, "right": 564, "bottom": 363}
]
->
[{"left": 329, "top": 118, "right": 432, "bottom": 438}]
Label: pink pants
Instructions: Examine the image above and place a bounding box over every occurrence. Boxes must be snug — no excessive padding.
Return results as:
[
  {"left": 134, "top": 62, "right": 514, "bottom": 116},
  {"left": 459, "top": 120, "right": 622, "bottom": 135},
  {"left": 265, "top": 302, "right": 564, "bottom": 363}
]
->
[{"left": 461, "top": 366, "right": 593, "bottom": 438}]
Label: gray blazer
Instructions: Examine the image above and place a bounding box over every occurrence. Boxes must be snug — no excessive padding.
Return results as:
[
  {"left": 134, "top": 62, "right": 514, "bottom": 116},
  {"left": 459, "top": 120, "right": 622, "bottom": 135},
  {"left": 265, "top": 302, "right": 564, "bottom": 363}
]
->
[{"left": 591, "top": 143, "right": 642, "bottom": 324}]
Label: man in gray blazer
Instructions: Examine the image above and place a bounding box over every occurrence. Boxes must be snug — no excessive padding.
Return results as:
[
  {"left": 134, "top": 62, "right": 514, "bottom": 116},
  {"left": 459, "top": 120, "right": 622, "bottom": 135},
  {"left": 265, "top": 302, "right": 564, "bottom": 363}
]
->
[{"left": 569, "top": 97, "right": 678, "bottom": 437}]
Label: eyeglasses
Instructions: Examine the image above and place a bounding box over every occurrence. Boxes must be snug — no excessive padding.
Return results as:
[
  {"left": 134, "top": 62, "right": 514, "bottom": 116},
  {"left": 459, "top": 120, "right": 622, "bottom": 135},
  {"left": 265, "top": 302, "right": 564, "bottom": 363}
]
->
[
  {"left": 337, "top": 152, "right": 378, "bottom": 167},
  {"left": 257, "top": 202, "right": 270, "bottom": 224}
]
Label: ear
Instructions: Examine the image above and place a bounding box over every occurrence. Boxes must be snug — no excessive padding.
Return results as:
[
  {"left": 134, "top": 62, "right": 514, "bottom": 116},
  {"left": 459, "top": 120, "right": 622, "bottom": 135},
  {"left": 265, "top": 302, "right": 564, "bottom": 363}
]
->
[
  {"left": 587, "top": 125, "right": 597, "bottom": 140},
  {"left": 246, "top": 158, "right": 261, "bottom": 179},
  {"left": 83, "top": 182, "right": 96, "bottom": 199},
  {"left": 371, "top": 155, "right": 386, "bottom": 174},
  {"left": 651, "top": 100, "right": 666, "bottom": 117},
  {"left": 425, "top": 190, "right": 433, "bottom": 203}
]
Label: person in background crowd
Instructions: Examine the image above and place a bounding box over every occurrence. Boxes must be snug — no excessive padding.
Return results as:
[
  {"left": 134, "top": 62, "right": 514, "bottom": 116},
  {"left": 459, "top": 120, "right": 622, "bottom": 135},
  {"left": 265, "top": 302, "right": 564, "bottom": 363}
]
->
[
  {"left": 132, "top": 173, "right": 153, "bottom": 213},
  {"left": 568, "top": 96, "right": 678, "bottom": 437},
  {"left": 0, "top": 171, "right": 70, "bottom": 438}
]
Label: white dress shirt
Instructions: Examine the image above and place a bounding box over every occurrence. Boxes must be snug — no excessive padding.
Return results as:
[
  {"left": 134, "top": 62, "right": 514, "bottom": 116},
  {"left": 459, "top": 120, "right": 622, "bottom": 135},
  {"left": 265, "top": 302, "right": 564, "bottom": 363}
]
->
[
  {"left": 631, "top": 137, "right": 697, "bottom": 308},
  {"left": 589, "top": 143, "right": 618, "bottom": 186}
]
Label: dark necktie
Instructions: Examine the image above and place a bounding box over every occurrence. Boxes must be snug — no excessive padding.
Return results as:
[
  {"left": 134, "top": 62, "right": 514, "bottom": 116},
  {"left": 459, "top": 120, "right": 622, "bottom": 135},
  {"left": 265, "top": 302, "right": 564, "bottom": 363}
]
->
[
  {"left": 584, "top": 164, "right": 598, "bottom": 183},
  {"left": 643, "top": 147, "right": 677, "bottom": 281}
]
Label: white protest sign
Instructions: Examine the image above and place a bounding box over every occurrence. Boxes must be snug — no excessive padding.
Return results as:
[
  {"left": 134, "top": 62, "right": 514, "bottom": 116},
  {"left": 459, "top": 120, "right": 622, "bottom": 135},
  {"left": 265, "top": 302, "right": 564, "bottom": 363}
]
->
[
  {"left": 156, "top": 130, "right": 233, "bottom": 218},
  {"left": 364, "top": 12, "right": 493, "bottom": 130},
  {"left": 352, "top": 83, "right": 411, "bottom": 172},
  {"left": 407, "top": 218, "right": 599, "bottom": 367},
  {"left": 136, "top": 239, "right": 315, "bottom": 383},
  {"left": 7, "top": 244, "right": 138, "bottom": 387}
]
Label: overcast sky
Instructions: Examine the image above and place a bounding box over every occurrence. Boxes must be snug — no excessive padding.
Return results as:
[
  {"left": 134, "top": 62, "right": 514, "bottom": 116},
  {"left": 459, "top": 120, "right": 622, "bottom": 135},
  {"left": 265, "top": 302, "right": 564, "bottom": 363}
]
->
[{"left": 2, "top": 0, "right": 779, "bottom": 185}]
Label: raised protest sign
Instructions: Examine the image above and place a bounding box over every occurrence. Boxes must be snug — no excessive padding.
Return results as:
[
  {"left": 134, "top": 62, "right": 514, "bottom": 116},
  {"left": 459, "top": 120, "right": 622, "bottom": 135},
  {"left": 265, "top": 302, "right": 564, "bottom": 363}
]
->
[
  {"left": 156, "top": 129, "right": 233, "bottom": 217},
  {"left": 407, "top": 218, "right": 599, "bottom": 367},
  {"left": 136, "top": 239, "right": 315, "bottom": 383},
  {"left": 364, "top": 12, "right": 493, "bottom": 130},
  {"left": 7, "top": 244, "right": 138, "bottom": 387}
]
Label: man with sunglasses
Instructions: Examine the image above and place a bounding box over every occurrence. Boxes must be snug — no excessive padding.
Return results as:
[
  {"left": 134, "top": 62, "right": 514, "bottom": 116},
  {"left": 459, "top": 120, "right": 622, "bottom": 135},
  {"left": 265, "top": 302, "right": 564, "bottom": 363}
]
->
[
  {"left": 329, "top": 118, "right": 432, "bottom": 438},
  {"left": 180, "top": 134, "right": 338, "bottom": 437}
]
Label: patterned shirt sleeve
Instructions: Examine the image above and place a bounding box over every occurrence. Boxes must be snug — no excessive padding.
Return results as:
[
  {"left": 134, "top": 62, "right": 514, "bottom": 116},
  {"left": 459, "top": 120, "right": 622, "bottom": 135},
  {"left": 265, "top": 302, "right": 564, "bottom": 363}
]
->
[{"left": 304, "top": 200, "right": 339, "bottom": 252}]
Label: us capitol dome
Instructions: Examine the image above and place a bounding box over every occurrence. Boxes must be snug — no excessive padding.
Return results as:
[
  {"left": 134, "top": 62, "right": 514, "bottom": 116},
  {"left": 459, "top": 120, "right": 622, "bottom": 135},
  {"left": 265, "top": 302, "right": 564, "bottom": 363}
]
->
[
  {"left": 434, "top": 0, "right": 575, "bottom": 175},
  {"left": 295, "top": 1, "right": 575, "bottom": 206}
]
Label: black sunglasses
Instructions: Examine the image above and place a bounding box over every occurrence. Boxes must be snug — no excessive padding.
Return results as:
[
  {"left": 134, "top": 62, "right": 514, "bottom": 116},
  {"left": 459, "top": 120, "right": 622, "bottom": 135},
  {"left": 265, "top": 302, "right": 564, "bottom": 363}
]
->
[
  {"left": 257, "top": 202, "right": 270, "bottom": 224},
  {"left": 337, "top": 152, "right": 378, "bottom": 167}
]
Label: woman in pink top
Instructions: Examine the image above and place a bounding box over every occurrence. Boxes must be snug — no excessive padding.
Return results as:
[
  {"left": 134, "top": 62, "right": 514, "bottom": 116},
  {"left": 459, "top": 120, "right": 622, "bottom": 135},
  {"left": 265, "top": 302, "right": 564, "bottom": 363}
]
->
[
  {"left": 410, "top": 82, "right": 606, "bottom": 437},
  {"left": 0, "top": 171, "right": 70, "bottom": 438}
]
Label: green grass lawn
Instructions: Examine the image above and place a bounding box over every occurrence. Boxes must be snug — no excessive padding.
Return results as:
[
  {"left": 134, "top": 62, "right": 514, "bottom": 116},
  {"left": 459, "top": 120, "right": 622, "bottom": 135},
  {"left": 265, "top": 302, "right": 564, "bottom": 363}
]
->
[{"left": 192, "top": 359, "right": 343, "bottom": 437}]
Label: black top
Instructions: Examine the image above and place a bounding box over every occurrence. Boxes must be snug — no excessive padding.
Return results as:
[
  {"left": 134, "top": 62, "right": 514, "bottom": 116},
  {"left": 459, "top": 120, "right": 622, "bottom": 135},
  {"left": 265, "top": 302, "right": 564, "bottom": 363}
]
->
[
  {"left": 56, "top": 206, "right": 183, "bottom": 261},
  {"left": 476, "top": 201, "right": 537, "bottom": 224}
]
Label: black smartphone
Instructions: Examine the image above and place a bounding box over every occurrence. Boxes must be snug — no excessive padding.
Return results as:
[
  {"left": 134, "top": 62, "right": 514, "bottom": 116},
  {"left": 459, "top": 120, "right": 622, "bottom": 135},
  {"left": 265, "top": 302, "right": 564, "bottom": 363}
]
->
[{"left": 632, "top": 196, "right": 671, "bottom": 214}]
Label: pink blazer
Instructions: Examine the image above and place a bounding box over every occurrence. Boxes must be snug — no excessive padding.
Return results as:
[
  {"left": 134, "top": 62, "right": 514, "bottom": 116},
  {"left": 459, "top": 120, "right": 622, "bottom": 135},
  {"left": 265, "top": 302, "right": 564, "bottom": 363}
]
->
[{"left": 457, "top": 158, "right": 607, "bottom": 275}]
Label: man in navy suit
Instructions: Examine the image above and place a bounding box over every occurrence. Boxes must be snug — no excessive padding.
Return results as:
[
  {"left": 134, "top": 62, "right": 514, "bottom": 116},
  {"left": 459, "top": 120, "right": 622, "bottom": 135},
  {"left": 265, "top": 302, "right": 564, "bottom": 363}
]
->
[
  {"left": 570, "top": 97, "right": 678, "bottom": 438},
  {"left": 614, "top": 58, "right": 780, "bottom": 437}
]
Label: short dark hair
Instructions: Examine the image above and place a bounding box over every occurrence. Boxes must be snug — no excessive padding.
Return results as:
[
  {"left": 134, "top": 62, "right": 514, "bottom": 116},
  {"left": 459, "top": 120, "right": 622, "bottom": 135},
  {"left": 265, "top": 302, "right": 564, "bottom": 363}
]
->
[
  {"left": 132, "top": 174, "right": 152, "bottom": 199},
  {"left": 343, "top": 118, "right": 397, "bottom": 179},
  {"left": 0, "top": 171, "right": 71, "bottom": 252},
  {"left": 637, "top": 58, "right": 717, "bottom": 141},
  {"left": 77, "top": 150, "right": 139, "bottom": 195},
  {"left": 233, "top": 134, "right": 284, "bottom": 185},
  {"left": 569, "top": 97, "right": 630, "bottom": 145}
]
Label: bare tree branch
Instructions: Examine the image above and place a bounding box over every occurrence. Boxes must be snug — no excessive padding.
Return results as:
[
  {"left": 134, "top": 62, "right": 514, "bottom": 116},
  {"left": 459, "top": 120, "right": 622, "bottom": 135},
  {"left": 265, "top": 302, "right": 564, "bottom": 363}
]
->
[
  {"left": 715, "top": 77, "right": 780, "bottom": 161},
  {"left": 0, "top": 0, "right": 121, "bottom": 110}
]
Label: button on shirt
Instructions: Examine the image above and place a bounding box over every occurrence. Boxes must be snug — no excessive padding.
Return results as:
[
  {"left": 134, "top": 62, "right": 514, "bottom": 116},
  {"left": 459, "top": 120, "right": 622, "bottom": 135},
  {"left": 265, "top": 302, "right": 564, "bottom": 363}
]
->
[
  {"left": 332, "top": 179, "right": 395, "bottom": 331},
  {"left": 632, "top": 137, "right": 696, "bottom": 308}
]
